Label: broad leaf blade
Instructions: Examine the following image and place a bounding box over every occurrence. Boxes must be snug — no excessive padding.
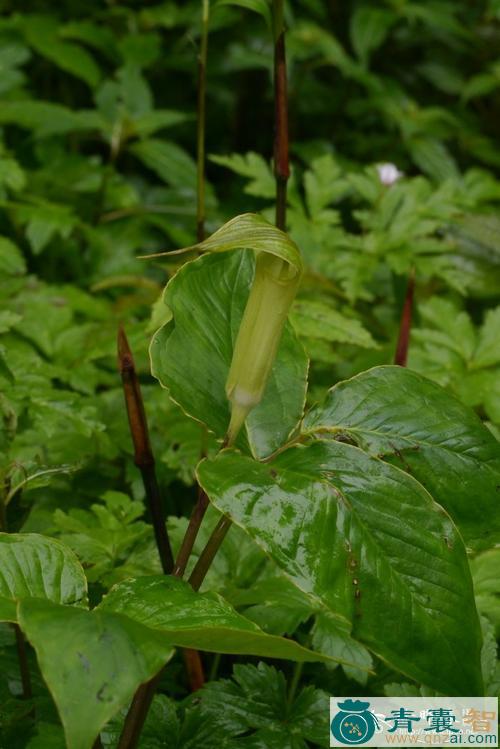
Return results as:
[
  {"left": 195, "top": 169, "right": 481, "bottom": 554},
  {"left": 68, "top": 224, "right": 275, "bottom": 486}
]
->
[
  {"left": 150, "top": 251, "right": 308, "bottom": 458},
  {"left": 18, "top": 599, "right": 173, "bottom": 749},
  {"left": 0, "top": 534, "right": 88, "bottom": 622},
  {"left": 198, "top": 441, "right": 483, "bottom": 695},
  {"left": 304, "top": 365, "right": 500, "bottom": 547},
  {"left": 99, "top": 576, "right": 344, "bottom": 665}
]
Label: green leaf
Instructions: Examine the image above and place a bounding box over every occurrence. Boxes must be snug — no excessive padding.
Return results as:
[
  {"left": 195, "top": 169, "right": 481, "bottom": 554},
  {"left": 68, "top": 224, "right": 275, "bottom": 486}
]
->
[
  {"left": 473, "top": 307, "right": 500, "bottom": 369},
  {"left": 130, "top": 138, "right": 197, "bottom": 190},
  {"left": 231, "top": 575, "right": 314, "bottom": 636},
  {"left": 312, "top": 614, "right": 373, "bottom": 686},
  {"left": 21, "top": 15, "right": 101, "bottom": 88},
  {"left": 472, "top": 549, "right": 500, "bottom": 636},
  {"left": 100, "top": 575, "right": 340, "bottom": 665},
  {"left": 18, "top": 598, "right": 173, "bottom": 749},
  {"left": 210, "top": 152, "right": 276, "bottom": 198},
  {"left": 304, "top": 365, "right": 500, "bottom": 547},
  {"left": 290, "top": 299, "right": 378, "bottom": 349},
  {"left": 0, "top": 238, "right": 26, "bottom": 276},
  {"left": 198, "top": 440, "right": 483, "bottom": 695},
  {"left": 408, "top": 138, "right": 459, "bottom": 182},
  {"left": 0, "top": 101, "right": 100, "bottom": 138},
  {"left": 188, "top": 662, "right": 330, "bottom": 747},
  {"left": 150, "top": 250, "right": 307, "bottom": 458},
  {"left": 14, "top": 201, "right": 78, "bottom": 254},
  {"left": 215, "top": 0, "right": 272, "bottom": 31},
  {"left": 0, "top": 534, "right": 88, "bottom": 623},
  {"left": 52, "top": 492, "right": 154, "bottom": 587},
  {"left": 350, "top": 7, "right": 395, "bottom": 65}
]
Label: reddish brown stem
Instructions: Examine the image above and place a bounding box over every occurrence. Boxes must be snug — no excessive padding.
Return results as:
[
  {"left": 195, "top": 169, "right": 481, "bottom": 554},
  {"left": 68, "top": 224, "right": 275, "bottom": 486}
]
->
[
  {"left": 117, "top": 326, "right": 174, "bottom": 574},
  {"left": 273, "top": 8, "right": 289, "bottom": 231},
  {"left": 116, "top": 672, "right": 163, "bottom": 749},
  {"left": 116, "top": 328, "right": 206, "bottom": 749},
  {"left": 394, "top": 269, "right": 415, "bottom": 367},
  {"left": 173, "top": 487, "right": 209, "bottom": 577}
]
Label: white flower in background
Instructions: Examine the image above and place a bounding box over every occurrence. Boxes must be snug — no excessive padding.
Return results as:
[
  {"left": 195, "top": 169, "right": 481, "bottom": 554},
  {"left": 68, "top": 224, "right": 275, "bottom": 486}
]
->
[{"left": 377, "top": 163, "right": 403, "bottom": 186}]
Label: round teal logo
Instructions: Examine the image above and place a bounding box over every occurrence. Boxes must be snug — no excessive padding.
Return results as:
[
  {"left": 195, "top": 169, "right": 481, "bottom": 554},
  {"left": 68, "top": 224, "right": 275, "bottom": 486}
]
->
[{"left": 331, "top": 699, "right": 379, "bottom": 745}]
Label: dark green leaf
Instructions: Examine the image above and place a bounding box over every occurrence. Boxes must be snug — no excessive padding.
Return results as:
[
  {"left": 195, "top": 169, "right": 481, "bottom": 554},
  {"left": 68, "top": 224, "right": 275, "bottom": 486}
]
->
[
  {"left": 99, "top": 575, "right": 339, "bottom": 664},
  {"left": 305, "top": 366, "right": 500, "bottom": 547},
  {"left": 198, "top": 440, "right": 483, "bottom": 694},
  {"left": 0, "top": 534, "right": 88, "bottom": 623}
]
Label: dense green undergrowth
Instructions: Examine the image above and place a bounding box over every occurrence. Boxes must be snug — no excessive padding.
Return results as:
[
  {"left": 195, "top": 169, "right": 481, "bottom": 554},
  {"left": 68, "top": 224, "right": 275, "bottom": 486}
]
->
[{"left": 1, "top": 1, "right": 500, "bottom": 747}]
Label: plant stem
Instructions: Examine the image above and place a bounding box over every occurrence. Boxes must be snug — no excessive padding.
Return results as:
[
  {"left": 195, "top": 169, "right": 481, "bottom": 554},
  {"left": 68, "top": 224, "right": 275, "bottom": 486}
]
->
[
  {"left": 117, "top": 328, "right": 205, "bottom": 746},
  {"left": 273, "top": 0, "right": 289, "bottom": 231},
  {"left": 197, "top": 0, "right": 210, "bottom": 242},
  {"left": 173, "top": 486, "right": 209, "bottom": 577},
  {"left": 13, "top": 623, "right": 33, "bottom": 701},
  {"left": 188, "top": 515, "right": 232, "bottom": 591},
  {"left": 117, "top": 326, "right": 174, "bottom": 574},
  {"left": 287, "top": 660, "right": 303, "bottom": 707},
  {"left": 116, "top": 671, "right": 163, "bottom": 749},
  {"left": 173, "top": 433, "right": 228, "bottom": 578},
  {"left": 208, "top": 652, "right": 221, "bottom": 682},
  {"left": 394, "top": 268, "right": 415, "bottom": 367}
]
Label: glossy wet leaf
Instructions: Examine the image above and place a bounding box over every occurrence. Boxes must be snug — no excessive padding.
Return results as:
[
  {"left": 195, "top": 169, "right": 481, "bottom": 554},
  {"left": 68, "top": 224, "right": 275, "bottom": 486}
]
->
[
  {"left": 18, "top": 598, "right": 173, "bottom": 749},
  {"left": 150, "top": 250, "right": 307, "bottom": 458},
  {"left": 198, "top": 441, "right": 483, "bottom": 695},
  {"left": 0, "top": 534, "right": 88, "bottom": 622},
  {"left": 99, "top": 575, "right": 340, "bottom": 665},
  {"left": 304, "top": 365, "right": 500, "bottom": 547}
]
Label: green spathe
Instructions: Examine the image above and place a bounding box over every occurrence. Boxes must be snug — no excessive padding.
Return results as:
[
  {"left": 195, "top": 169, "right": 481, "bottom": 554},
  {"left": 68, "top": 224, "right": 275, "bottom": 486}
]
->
[{"left": 226, "top": 252, "right": 301, "bottom": 443}]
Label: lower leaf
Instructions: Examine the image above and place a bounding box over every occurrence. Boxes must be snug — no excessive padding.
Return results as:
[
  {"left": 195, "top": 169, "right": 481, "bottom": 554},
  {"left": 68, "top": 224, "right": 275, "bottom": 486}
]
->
[{"left": 198, "top": 440, "right": 484, "bottom": 695}]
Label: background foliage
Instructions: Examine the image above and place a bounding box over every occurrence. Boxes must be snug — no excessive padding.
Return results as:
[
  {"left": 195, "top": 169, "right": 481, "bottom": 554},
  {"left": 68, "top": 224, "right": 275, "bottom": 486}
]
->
[{"left": 1, "top": 0, "right": 500, "bottom": 746}]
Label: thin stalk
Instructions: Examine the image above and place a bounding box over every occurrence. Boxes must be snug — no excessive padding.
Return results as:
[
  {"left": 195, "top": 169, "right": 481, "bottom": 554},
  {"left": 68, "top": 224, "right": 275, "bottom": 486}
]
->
[
  {"left": 173, "top": 433, "right": 228, "bottom": 578},
  {"left": 117, "top": 328, "right": 205, "bottom": 746},
  {"left": 287, "top": 660, "right": 303, "bottom": 707},
  {"left": 273, "top": 0, "right": 289, "bottom": 231},
  {"left": 208, "top": 652, "right": 222, "bottom": 682},
  {"left": 117, "top": 326, "right": 174, "bottom": 574},
  {"left": 13, "top": 624, "right": 32, "bottom": 700},
  {"left": 394, "top": 268, "right": 415, "bottom": 367},
  {"left": 188, "top": 515, "right": 232, "bottom": 591},
  {"left": 173, "top": 487, "right": 209, "bottom": 577},
  {"left": 197, "top": 0, "right": 210, "bottom": 242},
  {"left": 116, "top": 672, "right": 163, "bottom": 749}
]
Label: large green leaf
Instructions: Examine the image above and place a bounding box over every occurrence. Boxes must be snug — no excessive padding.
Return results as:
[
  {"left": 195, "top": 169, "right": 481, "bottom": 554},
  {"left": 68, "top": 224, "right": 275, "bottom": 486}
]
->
[
  {"left": 198, "top": 441, "right": 483, "bottom": 695},
  {"left": 18, "top": 575, "right": 344, "bottom": 749},
  {"left": 99, "top": 576, "right": 343, "bottom": 665},
  {"left": 150, "top": 250, "right": 307, "bottom": 458},
  {"left": 304, "top": 365, "right": 500, "bottom": 547},
  {"left": 0, "top": 534, "right": 88, "bottom": 622},
  {"left": 18, "top": 599, "right": 173, "bottom": 749}
]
